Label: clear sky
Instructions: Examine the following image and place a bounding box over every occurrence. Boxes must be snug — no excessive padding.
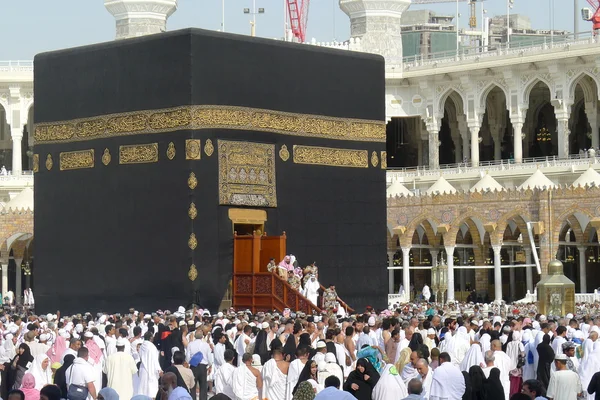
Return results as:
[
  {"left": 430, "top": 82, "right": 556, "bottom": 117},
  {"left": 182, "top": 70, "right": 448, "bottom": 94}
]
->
[{"left": 0, "top": 0, "right": 582, "bottom": 60}]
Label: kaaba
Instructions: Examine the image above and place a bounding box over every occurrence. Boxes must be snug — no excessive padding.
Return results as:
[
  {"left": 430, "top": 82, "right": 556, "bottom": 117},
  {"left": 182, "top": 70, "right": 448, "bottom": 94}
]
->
[{"left": 33, "top": 28, "right": 386, "bottom": 314}]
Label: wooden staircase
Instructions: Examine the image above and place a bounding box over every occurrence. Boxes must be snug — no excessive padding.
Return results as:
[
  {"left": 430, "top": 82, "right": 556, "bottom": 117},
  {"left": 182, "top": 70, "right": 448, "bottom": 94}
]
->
[{"left": 231, "top": 231, "right": 353, "bottom": 314}]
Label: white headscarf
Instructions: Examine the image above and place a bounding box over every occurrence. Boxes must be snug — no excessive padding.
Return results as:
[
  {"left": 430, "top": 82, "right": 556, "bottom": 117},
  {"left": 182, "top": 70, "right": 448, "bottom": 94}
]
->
[
  {"left": 460, "top": 344, "right": 484, "bottom": 372},
  {"left": 506, "top": 331, "right": 524, "bottom": 371},
  {"left": 372, "top": 364, "right": 408, "bottom": 400},
  {"left": 28, "top": 354, "right": 52, "bottom": 390}
]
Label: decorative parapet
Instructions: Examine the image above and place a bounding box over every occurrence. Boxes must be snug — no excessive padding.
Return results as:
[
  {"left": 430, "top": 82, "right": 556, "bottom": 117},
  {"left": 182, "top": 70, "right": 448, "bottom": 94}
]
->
[{"left": 387, "top": 182, "right": 600, "bottom": 206}]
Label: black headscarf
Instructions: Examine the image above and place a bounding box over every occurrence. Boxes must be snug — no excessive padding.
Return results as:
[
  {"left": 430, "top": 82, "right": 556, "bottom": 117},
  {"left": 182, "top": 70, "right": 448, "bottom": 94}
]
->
[
  {"left": 343, "top": 358, "right": 380, "bottom": 400},
  {"left": 536, "top": 334, "right": 554, "bottom": 389},
  {"left": 283, "top": 334, "right": 297, "bottom": 362},
  {"left": 293, "top": 360, "right": 318, "bottom": 394},
  {"left": 54, "top": 354, "right": 75, "bottom": 399},
  {"left": 408, "top": 333, "right": 423, "bottom": 352},
  {"left": 462, "top": 371, "right": 472, "bottom": 400},
  {"left": 14, "top": 344, "right": 33, "bottom": 368},
  {"left": 483, "top": 368, "right": 505, "bottom": 400},
  {"left": 253, "top": 330, "right": 269, "bottom": 365},
  {"left": 468, "top": 365, "right": 486, "bottom": 400}
]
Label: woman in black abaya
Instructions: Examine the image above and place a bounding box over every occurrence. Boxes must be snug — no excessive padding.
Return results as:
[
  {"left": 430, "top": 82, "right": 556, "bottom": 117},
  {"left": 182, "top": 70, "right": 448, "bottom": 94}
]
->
[
  {"left": 536, "top": 334, "right": 554, "bottom": 390},
  {"left": 468, "top": 365, "right": 487, "bottom": 400},
  {"left": 253, "top": 329, "right": 270, "bottom": 365},
  {"left": 292, "top": 360, "right": 319, "bottom": 395},
  {"left": 343, "top": 358, "right": 380, "bottom": 400},
  {"left": 483, "top": 368, "right": 505, "bottom": 400},
  {"left": 9, "top": 343, "right": 33, "bottom": 390}
]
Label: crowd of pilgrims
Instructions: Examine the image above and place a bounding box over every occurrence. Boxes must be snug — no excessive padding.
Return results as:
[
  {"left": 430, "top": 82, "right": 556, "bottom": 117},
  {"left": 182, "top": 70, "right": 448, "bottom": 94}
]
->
[{"left": 0, "top": 304, "right": 599, "bottom": 400}]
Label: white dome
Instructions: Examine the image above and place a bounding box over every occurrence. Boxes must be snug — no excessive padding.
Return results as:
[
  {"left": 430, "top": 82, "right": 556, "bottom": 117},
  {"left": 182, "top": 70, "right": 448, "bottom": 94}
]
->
[
  {"left": 387, "top": 180, "right": 413, "bottom": 197},
  {"left": 470, "top": 173, "right": 504, "bottom": 192},
  {"left": 572, "top": 167, "right": 600, "bottom": 187},
  {"left": 6, "top": 187, "right": 33, "bottom": 211},
  {"left": 426, "top": 176, "right": 457, "bottom": 195},
  {"left": 517, "top": 169, "right": 556, "bottom": 190}
]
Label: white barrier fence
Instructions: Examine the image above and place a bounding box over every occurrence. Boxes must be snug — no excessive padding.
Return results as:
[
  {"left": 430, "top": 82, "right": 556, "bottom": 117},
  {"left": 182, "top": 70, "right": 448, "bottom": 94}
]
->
[{"left": 388, "top": 290, "right": 600, "bottom": 308}]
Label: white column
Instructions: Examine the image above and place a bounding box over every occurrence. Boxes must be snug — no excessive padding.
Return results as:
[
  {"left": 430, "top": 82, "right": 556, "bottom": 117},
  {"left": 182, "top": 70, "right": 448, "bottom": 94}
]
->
[
  {"left": 445, "top": 246, "right": 456, "bottom": 302},
  {"left": 469, "top": 125, "right": 480, "bottom": 167},
  {"left": 428, "top": 129, "right": 439, "bottom": 169},
  {"left": 524, "top": 248, "right": 533, "bottom": 293},
  {"left": 492, "top": 245, "right": 502, "bottom": 302},
  {"left": 8, "top": 89, "right": 23, "bottom": 175},
  {"left": 513, "top": 122, "right": 523, "bottom": 163},
  {"left": 402, "top": 247, "right": 411, "bottom": 301},
  {"left": 15, "top": 259, "right": 22, "bottom": 304},
  {"left": 11, "top": 129, "right": 22, "bottom": 175},
  {"left": 1, "top": 264, "right": 7, "bottom": 301},
  {"left": 509, "top": 251, "right": 516, "bottom": 301},
  {"left": 586, "top": 102, "right": 599, "bottom": 150},
  {"left": 388, "top": 251, "right": 395, "bottom": 294},
  {"left": 556, "top": 117, "right": 570, "bottom": 159},
  {"left": 578, "top": 246, "right": 587, "bottom": 293}
]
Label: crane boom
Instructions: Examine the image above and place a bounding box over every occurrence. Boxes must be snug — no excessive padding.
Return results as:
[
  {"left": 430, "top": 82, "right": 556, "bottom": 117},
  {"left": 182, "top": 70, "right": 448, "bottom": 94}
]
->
[{"left": 286, "top": 0, "right": 309, "bottom": 42}]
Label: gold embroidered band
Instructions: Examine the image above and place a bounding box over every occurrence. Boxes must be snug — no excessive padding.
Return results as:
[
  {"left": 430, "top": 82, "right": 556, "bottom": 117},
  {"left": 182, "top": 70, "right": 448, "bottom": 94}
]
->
[
  {"left": 59, "top": 149, "right": 95, "bottom": 171},
  {"left": 119, "top": 143, "right": 159, "bottom": 164},
  {"left": 292, "top": 145, "right": 369, "bottom": 168},
  {"left": 34, "top": 105, "right": 386, "bottom": 144}
]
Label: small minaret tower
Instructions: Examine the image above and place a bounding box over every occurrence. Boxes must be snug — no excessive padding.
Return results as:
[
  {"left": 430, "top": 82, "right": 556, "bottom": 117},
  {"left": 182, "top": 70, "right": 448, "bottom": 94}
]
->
[
  {"left": 339, "top": 0, "right": 411, "bottom": 71},
  {"left": 105, "top": 0, "right": 178, "bottom": 40}
]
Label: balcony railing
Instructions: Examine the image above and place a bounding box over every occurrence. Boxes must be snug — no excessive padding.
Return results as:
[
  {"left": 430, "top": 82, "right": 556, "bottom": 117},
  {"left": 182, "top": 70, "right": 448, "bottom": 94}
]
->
[
  {"left": 402, "top": 31, "right": 598, "bottom": 69},
  {"left": 0, "top": 61, "right": 34, "bottom": 73},
  {"left": 387, "top": 154, "right": 598, "bottom": 180}
]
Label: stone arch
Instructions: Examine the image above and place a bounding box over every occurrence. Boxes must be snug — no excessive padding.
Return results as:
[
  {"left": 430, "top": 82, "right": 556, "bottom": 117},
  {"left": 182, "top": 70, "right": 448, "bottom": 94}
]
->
[
  {"left": 401, "top": 213, "right": 441, "bottom": 248},
  {"left": 523, "top": 77, "right": 554, "bottom": 106},
  {"left": 493, "top": 210, "right": 532, "bottom": 244},
  {"left": 0, "top": 232, "right": 32, "bottom": 264},
  {"left": 568, "top": 72, "right": 600, "bottom": 103},
  {"left": 552, "top": 207, "right": 594, "bottom": 245},
  {"left": 479, "top": 82, "right": 509, "bottom": 113},
  {"left": 583, "top": 223, "right": 598, "bottom": 243},
  {"left": 438, "top": 89, "right": 466, "bottom": 117},
  {"left": 446, "top": 211, "right": 487, "bottom": 247}
]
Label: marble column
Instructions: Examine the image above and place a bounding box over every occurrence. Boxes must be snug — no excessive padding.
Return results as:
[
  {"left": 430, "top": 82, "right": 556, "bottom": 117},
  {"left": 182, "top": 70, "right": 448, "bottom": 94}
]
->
[
  {"left": 509, "top": 251, "right": 516, "bottom": 301},
  {"left": 524, "top": 248, "right": 533, "bottom": 293},
  {"left": 402, "top": 247, "right": 411, "bottom": 301},
  {"left": 556, "top": 118, "right": 570, "bottom": 159},
  {"left": 388, "top": 251, "right": 395, "bottom": 294},
  {"left": 1, "top": 264, "right": 7, "bottom": 301},
  {"left": 15, "top": 259, "right": 22, "bottom": 304},
  {"left": 470, "top": 125, "right": 480, "bottom": 167},
  {"left": 513, "top": 122, "right": 523, "bottom": 163},
  {"left": 578, "top": 246, "right": 587, "bottom": 293},
  {"left": 492, "top": 245, "right": 502, "bottom": 302},
  {"left": 446, "top": 246, "right": 456, "bottom": 302},
  {"left": 428, "top": 129, "right": 439, "bottom": 169},
  {"left": 11, "top": 128, "right": 22, "bottom": 175},
  {"left": 450, "top": 121, "right": 462, "bottom": 163},
  {"left": 585, "top": 102, "right": 599, "bottom": 150}
]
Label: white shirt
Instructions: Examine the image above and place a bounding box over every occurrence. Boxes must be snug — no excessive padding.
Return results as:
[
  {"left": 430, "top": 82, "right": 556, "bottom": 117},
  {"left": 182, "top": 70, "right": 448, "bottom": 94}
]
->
[
  {"left": 186, "top": 339, "right": 211, "bottom": 365},
  {"left": 67, "top": 358, "right": 96, "bottom": 400},
  {"left": 546, "top": 369, "right": 582, "bottom": 400}
]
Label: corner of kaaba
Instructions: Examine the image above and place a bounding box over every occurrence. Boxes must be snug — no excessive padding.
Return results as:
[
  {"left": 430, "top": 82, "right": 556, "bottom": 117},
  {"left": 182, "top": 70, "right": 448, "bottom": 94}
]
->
[{"left": 33, "top": 28, "right": 387, "bottom": 315}]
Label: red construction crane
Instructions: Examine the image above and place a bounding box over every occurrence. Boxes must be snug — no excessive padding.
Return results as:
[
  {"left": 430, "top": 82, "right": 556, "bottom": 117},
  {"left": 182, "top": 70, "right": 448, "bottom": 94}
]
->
[
  {"left": 585, "top": 0, "right": 600, "bottom": 32},
  {"left": 286, "top": 0, "right": 310, "bottom": 42}
]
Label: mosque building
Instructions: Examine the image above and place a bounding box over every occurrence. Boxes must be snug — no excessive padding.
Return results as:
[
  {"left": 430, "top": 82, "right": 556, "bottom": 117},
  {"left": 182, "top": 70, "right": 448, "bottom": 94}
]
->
[{"left": 0, "top": 0, "right": 598, "bottom": 306}]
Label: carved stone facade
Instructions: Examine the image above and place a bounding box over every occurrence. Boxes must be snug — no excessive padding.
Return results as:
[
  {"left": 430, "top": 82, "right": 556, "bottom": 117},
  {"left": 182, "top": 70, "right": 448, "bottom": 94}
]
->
[
  {"left": 104, "top": 0, "right": 178, "bottom": 40},
  {"left": 340, "top": 0, "right": 411, "bottom": 71},
  {"left": 387, "top": 181, "right": 600, "bottom": 302}
]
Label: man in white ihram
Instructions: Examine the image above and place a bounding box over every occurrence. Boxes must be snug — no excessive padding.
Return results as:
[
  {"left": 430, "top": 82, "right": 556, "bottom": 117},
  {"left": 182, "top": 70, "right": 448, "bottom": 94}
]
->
[
  {"left": 422, "top": 284, "right": 431, "bottom": 302},
  {"left": 304, "top": 275, "right": 320, "bottom": 306},
  {"left": 67, "top": 347, "right": 97, "bottom": 400}
]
